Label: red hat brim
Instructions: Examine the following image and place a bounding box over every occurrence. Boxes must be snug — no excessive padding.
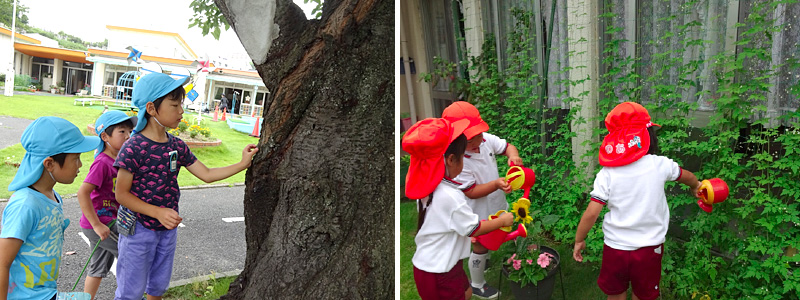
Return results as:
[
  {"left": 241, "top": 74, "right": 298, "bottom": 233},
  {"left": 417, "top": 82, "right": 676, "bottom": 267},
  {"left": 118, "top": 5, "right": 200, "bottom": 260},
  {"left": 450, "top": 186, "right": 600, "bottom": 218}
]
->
[
  {"left": 404, "top": 119, "right": 469, "bottom": 199},
  {"left": 463, "top": 120, "right": 489, "bottom": 139},
  {"left": 598, "top": 127, "right": 651, "bottom": 167}
]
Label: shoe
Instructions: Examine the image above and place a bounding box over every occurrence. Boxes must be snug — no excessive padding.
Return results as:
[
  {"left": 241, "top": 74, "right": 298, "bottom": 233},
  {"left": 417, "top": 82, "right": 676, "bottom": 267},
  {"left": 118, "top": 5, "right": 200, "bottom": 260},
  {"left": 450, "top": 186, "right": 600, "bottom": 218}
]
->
[{"left": 472, "top": 284, "right": 500, "bottom": 299}]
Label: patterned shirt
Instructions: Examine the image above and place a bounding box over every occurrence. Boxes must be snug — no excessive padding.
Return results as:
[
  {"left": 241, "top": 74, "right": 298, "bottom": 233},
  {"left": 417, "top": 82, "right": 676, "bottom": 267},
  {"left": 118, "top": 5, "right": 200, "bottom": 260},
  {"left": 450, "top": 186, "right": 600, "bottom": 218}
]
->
[
  {"left": 80, "top": 152, "right": 119, "bottom": 229},
  {"left": 1, "top": 188, "right": 68, "bottom": 300},
  {"left": 115, "top": 133, "right": 197, "bottom": 231}
]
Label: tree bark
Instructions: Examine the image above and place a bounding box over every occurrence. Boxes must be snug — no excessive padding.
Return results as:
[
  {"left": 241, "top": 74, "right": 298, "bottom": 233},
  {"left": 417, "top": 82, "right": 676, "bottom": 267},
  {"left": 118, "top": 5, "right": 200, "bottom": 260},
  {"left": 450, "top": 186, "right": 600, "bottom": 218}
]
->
[{"left": 214, "top": 0, "right": 393, "bottom": 299}]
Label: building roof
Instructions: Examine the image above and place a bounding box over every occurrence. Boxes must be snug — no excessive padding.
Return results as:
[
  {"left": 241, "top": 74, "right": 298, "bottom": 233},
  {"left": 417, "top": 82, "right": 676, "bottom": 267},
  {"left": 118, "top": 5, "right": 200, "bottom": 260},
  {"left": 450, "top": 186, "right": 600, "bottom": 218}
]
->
[
  {"left": 106, "top": 25, "right": 198, "bottom": 59},
  {"left": 0, "top": 27, "right": 41, "bottom": 44},
  {"left": 15, "top": 43, "right": 89, "bottom": 64},
  {"left": 87, "top": 48, "right": 196, "bottom": 66}
]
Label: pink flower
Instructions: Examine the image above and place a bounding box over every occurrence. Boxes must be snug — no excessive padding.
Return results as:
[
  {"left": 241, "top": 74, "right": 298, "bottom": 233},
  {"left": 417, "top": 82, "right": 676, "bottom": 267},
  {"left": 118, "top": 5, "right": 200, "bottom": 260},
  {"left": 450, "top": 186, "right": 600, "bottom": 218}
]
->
[
  {"left": 507, "top": 253, "right": 517, "bottom": 264},
  {"left": 513, "top": 259, "right": 522, "bottom": 270},
  {"left": 527, "top": 259, "right": 533, "bottom": 265},
  {"left": 537, "top": 253, "right": 552, "bottom": 268}
]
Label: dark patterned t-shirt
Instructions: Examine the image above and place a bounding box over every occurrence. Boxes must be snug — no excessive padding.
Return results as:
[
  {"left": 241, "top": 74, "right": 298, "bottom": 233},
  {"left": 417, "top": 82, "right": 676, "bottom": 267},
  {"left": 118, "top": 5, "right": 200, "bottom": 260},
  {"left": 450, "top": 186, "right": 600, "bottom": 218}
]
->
[{"left": 114, "top": 133, "right": 197, "bottom": 231}]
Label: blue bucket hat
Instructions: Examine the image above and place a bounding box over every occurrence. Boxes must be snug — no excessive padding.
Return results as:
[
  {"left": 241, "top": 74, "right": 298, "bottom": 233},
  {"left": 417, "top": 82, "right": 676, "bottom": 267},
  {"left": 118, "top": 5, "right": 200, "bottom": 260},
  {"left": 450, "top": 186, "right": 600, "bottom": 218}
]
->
[
  {"left": 132, "top": 72, "right": 190, "bottom": 133},
  {"left": 94, "top": 110, "right": 137, "bottom": 157},
  {"left": 9, "top": 117, "right": 101, "bottom": 191}
]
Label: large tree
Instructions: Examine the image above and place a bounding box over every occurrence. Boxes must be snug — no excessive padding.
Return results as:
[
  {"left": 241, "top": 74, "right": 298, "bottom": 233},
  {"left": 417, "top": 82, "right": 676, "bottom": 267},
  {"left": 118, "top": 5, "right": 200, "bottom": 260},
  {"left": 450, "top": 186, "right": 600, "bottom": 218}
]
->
[{"left": 210, "top": 0, "right": 393, "bottom": 298}]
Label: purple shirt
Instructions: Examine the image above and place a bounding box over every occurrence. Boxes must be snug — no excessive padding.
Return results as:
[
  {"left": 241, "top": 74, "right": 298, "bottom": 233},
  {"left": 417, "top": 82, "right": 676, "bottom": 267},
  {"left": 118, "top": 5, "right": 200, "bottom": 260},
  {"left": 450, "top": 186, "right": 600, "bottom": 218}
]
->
[
  {"left": 115, "top": 133, "right": 197, "bottom": 231},
  {"left": 80, "top": 152, "right": 119, "bottom": 229}
]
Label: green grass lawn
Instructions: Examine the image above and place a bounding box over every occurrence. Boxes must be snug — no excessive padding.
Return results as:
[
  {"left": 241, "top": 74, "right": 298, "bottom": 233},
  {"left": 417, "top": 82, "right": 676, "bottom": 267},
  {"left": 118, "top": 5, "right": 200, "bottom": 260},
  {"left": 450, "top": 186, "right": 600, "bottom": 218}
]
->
[
  {"left": 0, "top": 95, "right": 258, "bottom": 199},
  {"left": 400, "top": 201, "right": 683, "bottom": 300},
  {"left": 163, "top": 275, "right": 236, "bottom": 299}
]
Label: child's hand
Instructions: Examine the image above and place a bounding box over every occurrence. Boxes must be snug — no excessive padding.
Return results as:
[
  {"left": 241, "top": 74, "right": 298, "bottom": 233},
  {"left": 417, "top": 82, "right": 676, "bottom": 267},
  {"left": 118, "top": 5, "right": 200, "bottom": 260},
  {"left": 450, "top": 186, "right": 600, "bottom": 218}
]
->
[
  {"left": 157, "top": 208, "right": 183, "bottom": 230},
  {"left": 573, "top": 241, "right": 586, "bottom": 262},
  {"left": 508, "top": 156, "right": 523, "bottom": 167},
  {"left": 241, "top": 144, "right": 259, "bottom": 166},
  {"left": 494, "top": 178, "right": 512, "bottom": 193},
  {"left": 691, "top": 181, "right": 702, "bottom": 199},
  {"left": 93, "top": 225, "right": 111, "bottom": 241},
  {"left": 499, "top": 212, "right": 514, "bottom": 227}
]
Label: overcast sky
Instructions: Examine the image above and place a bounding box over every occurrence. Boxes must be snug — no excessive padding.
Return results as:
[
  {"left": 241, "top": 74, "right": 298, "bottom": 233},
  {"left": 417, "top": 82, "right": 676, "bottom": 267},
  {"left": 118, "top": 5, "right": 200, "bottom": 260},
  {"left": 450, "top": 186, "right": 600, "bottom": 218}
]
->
[{"left": 21, "top": 0, "right": 316, "bottom": 60}]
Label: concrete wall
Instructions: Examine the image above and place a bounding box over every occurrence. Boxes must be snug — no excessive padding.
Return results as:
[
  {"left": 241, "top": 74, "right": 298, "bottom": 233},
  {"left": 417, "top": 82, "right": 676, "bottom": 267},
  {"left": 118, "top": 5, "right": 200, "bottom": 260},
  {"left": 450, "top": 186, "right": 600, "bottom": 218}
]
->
[
  {"left": 91, "top": 62, "right": 106, "bottom": 96},
  {"left": 567, "top": 0, "right": 600, "bottom": 174}
]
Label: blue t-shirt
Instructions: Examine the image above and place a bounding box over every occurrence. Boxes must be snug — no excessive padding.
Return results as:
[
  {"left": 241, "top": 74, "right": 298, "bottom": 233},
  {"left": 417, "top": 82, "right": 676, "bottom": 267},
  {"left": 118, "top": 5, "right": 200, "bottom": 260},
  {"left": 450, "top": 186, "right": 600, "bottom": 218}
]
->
[
  {"left": 0, "top": 188, "right": 69, "bottom": 300},
  {"left": 115, "top": 133, "right": 197, "bottom": 231}
]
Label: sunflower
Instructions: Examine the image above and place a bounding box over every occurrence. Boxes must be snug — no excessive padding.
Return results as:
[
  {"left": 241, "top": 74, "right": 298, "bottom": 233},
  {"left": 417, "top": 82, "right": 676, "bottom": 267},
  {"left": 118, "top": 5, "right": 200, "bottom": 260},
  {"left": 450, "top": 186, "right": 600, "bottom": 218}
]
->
[{"left": 512, "top": 198, "right": 533, "bottom": 224}]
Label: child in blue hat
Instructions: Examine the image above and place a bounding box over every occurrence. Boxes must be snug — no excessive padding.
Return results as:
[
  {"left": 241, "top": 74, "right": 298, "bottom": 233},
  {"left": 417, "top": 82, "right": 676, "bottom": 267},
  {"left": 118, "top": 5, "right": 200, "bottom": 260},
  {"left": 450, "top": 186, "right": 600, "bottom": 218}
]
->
[
  {"left": 113, "top": 73, "right": 258, "bottom": 300},
  {"left": 76, "top": 111, "right": 136, "bottom": 299},
  {"left": 0, "top": 117, "right": 100, "bottom": 300}
]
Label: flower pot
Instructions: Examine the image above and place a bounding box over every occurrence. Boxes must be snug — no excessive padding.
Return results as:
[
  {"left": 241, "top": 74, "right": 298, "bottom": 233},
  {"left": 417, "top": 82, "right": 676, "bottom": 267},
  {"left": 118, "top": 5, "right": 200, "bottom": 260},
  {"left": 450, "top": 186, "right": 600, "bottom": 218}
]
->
[
  {"left": 503, "top": 245, "right": 560, "bottom": 300},
  {"left": 401, "top": 117, "right": 412, "bottom": 132}
]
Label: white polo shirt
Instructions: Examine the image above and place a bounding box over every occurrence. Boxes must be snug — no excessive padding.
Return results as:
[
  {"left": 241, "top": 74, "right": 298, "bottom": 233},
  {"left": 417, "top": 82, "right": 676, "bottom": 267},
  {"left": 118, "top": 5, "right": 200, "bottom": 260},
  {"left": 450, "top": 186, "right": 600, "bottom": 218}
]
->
[
  {"left": 412, "top": 177, "right": 481, "bottom": 273},
  {"left": 590, "top": 154, "right": 681, "bottom": 250},
  {"left": 454, "top": 132, "right": 509, "bottom": 219}
]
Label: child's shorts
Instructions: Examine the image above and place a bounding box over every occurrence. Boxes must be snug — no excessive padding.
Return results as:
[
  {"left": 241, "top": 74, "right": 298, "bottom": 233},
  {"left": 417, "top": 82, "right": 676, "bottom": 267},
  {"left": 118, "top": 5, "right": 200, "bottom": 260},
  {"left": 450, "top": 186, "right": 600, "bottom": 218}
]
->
[
  {"left": 598, "top": 244, "right": 663, "bottom": 300},
  {"left": 114, "top": 221, "right": 177, "bottom": 300},
  {"left": 413, "top": 260, "right": 469, "bottom": 300},
  {"left": 80, "top": 226, "right": 119, "bottom": 277}
]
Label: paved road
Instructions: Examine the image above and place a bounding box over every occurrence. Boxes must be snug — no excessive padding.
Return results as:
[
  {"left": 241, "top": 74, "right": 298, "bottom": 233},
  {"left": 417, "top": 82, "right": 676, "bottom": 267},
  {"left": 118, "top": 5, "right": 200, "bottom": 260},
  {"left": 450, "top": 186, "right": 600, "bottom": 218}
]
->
[
  {"left": 0, "top": 185, "right": 246, "bottom": 299},
  {"left": 0, "top": 116, "right": 32, "bottom": 149}
]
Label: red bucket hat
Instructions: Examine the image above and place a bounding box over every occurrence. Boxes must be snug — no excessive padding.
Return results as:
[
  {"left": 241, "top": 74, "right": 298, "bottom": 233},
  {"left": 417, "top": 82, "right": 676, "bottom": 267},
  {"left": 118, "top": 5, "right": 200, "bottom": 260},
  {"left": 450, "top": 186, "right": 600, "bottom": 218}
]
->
[
  {"left": 402, "top": 118, "right": 469, "bottom": 199},
  {"left": 442, "top": 101, "right": 489, "bottom": 139},
  {"left": 599, "top": 102, "right": 660, "bottom": 167}
]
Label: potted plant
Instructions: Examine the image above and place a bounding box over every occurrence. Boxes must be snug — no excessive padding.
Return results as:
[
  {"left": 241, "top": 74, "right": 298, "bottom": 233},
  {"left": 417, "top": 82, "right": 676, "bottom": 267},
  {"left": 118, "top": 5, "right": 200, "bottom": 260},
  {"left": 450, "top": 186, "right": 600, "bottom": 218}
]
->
[
  {"left": 400, "top": 112, "right": 412, "bottom": 132},
  {"left": 50, "top": 85, "right": 58, "bottom": 94},
  {"left": 497, "top": 204, "right": 561, "bottom": 300}
]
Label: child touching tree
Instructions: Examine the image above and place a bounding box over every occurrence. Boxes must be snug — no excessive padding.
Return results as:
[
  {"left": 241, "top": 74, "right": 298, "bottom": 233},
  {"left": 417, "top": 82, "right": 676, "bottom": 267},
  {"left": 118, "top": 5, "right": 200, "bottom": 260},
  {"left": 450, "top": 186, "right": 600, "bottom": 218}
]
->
[{"left": 113, "top": 73, "right": 257, "bottom": 300}]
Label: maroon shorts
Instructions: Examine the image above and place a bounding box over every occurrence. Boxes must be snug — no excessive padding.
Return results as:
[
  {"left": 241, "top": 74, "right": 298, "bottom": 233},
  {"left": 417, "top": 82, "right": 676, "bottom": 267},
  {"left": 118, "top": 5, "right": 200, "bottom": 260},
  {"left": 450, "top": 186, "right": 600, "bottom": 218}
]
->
[
  {"left": 598, "top": 244, "right": 664, "bottom": 300},
  {"left": 413, "top": 260, "right": 469, "bottom": 300}
]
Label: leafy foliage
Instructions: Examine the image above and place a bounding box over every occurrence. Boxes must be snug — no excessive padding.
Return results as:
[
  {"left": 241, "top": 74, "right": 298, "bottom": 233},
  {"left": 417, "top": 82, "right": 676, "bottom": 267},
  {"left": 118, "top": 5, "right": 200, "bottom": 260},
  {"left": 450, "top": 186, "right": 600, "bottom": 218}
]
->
[
  {"left": 189, "top": 0, "right": 231, "bottom": 40},
  {"left": 424, "top": 1, "right": 800, "bottom": 298}
]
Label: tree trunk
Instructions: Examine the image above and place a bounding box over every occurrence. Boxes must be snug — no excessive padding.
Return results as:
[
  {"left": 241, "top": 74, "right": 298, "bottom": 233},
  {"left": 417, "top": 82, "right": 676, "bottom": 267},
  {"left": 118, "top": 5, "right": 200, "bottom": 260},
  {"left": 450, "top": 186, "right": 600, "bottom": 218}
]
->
[{"left": 214, "top": 0, "right": 393, "bottom": 299}]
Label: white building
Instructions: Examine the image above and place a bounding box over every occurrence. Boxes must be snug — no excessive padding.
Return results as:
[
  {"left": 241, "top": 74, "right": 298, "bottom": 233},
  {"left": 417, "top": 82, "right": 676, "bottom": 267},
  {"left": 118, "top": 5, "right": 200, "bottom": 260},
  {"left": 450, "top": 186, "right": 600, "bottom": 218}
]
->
[{"left": 1, "top": 25, "right": 269, "bottom": 116}]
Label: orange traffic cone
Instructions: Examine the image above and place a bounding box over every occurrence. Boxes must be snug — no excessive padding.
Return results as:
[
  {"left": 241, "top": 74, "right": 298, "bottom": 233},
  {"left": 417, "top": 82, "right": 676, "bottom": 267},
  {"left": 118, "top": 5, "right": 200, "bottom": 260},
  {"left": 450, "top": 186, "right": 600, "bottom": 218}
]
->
[
  {"left": 221, "top": 108, "right": 227, "bottom": 121},
  {"left": 213, "top": 105, "right": 219, "bottom": 122},
  {"left": 250, "top": 117, "right": 261, "bottom": 137}
]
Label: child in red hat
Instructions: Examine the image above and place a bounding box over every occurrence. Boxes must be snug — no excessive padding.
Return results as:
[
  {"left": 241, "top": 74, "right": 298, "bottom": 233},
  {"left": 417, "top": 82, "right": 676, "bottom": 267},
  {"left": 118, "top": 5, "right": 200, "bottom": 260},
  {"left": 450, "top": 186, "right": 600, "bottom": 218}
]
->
[
  {"left": 442, "top": 101, "right": 521, "bottom": 298},
  {"left": 573, "top": 102, "right": 703, "bottom": 300},
  {"left": 403, "top": 118, "right": 514, "bottom": 300}
]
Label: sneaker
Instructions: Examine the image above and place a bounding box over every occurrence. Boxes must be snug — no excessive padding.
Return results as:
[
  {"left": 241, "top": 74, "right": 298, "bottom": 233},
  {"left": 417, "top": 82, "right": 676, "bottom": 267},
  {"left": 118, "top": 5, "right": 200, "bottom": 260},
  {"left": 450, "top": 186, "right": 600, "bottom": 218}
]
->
[{"left": 472, "top": 284, "right": 500, "bottom": 299}]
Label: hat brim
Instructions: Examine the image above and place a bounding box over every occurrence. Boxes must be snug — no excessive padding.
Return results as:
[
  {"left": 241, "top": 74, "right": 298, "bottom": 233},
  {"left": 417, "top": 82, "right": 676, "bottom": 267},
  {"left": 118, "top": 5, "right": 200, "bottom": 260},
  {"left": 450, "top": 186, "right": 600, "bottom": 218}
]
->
[
  {"left": 96, "top": 115, "right": 137, "bottom": 157},
  {"left": 598, "top": 127, "right": 650, "bottom": 167},
  {"left": 463, "top": 120, "right": 489, "bottom": 139},
  {"left": 450, "top": 119, "right": 470, "bottom": 142},
  {"left": 133, "top": 76, "right": 190, "bottom": 133},
  {"left": 405, "top": 119, "right": 470, "bottom": 199},
  {"left": 8, "top": 136, "right": 100, "bottom": 191}
]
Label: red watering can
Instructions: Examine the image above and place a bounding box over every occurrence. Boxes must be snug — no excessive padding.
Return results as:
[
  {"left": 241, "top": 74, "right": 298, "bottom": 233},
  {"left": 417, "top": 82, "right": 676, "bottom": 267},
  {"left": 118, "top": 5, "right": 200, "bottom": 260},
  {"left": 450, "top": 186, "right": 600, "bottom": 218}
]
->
[
  {"left": 697, "top": 178, "right": 729, "bottom": 213},
  {"left": 505, "top": 163, "right": 535, "bottom": 200},
  {"left": 476, "top": 221, "right": 528, "bottom": 251}
]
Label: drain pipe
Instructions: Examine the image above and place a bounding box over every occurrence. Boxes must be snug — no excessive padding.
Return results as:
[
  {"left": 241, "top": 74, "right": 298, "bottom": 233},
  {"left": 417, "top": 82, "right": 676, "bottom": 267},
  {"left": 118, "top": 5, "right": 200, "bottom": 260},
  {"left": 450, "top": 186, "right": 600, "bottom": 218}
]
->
[{"left": 400, "top": 22, "right": 417, "bottom": 123}]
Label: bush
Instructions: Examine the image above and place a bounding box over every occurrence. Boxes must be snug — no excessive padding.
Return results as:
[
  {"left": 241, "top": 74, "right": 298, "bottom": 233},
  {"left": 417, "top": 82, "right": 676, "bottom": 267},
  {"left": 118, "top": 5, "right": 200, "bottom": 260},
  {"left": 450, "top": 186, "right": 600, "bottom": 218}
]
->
[
  {"left": 431, "top": 3, "right": 800, "bottom": 299},
  {"left": 14, "top": 74, "right": 31, "bottom": 87}
]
